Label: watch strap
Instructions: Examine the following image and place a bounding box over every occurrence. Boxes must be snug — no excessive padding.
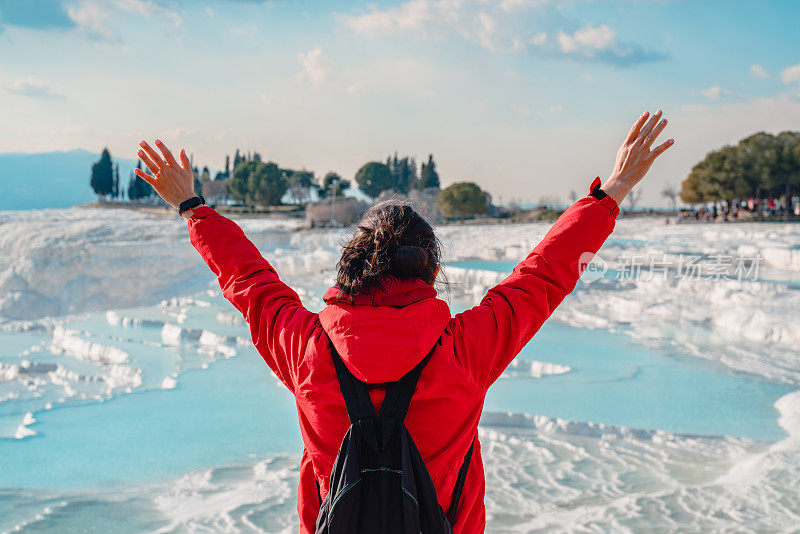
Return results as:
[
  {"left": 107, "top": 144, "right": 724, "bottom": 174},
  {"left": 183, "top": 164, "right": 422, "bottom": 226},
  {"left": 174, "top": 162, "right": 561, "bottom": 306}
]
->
[{"left": 178, "top": 195, "right": 205, "bottom": 215}]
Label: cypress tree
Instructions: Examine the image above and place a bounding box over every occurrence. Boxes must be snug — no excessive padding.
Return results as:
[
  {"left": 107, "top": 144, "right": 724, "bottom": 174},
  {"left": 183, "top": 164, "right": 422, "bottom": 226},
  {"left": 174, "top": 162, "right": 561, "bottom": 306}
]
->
[
  {"left": 90, "top": 148, "right": 114, "bottom": 200},
  {"left": 419, "top": 154, "right": 440, "bottom": 189},
  {"left": 112, "top": 163, "right": 120, "bottom": 199}
]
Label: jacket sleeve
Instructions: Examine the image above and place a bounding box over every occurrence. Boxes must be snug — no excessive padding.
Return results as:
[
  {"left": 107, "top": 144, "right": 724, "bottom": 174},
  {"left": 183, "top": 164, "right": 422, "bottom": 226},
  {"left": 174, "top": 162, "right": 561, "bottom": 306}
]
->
[
  {"left": 452, "top": 178, "right": 620, "bottom": 389},
  {"left": 186, "top": 205, "right": 318, "bottom": 392}
]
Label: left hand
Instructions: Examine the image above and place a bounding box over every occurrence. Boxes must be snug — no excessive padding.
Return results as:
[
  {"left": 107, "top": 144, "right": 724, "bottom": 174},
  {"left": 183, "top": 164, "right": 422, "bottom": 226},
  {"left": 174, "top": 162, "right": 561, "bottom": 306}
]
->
[{"left": 134, "top": 139, "right": 197, "bottom": 209}]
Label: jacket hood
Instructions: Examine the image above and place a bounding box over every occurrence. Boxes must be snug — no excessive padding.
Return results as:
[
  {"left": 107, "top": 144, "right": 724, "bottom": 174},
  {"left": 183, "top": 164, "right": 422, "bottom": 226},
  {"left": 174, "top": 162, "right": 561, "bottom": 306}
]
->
[{"left": 318, "top": 276, "right": 451, "bottom": 383}]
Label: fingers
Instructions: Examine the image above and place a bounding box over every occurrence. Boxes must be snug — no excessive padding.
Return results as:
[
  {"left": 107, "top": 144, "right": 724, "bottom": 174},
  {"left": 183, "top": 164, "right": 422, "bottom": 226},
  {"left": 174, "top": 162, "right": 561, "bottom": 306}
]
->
[
  {"left": 155, "top": 139, "right": 179, "bottom": 168},
  {"left": 649, "top": 138, "right": 675, "bottom": 160},
  {"left": 134, "top": 167, "right": 157, "bottom": 185},
  {"left": 625, "top": 111, "right": 650, "bottom": 144},
  {"left": 179, "top": 148, "right": 191, "bottom": 171},
  {"left": 635, "top": 110, "right": 662, "bottom": 146},
  {"left": 139, "top": 141, "right": 166, "bottom": 169},
  {"left": 137, "top": 149, "right": 160, "bottom": 175},
  {"left": 643, "top": 117, "right": 668, "bottom": 149}
]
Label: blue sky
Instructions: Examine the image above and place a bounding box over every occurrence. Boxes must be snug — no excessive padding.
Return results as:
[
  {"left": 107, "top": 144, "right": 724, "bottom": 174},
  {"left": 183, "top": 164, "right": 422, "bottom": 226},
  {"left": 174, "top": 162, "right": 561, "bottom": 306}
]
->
[{"left": 2, "top": 0, "right": 799, "bottom": 205}]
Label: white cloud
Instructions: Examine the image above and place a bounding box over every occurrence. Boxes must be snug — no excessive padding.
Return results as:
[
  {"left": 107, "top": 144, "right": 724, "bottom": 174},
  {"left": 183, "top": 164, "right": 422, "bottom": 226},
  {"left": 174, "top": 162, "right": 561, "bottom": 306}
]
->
[
  {"left": 475, "top": 12, "right": 497, "bottom": 51},
  {"left": 115, "top": 0, "right": 182, "bottom": 29},
  {"left": 298, "top": 46, "right": 333, "bottom": 87},
  {"left": 699, "top": 86, "right": 724, "bottom": 99},
  {"left": 4, "top": 78, "right": 64, "bottom": 99},
  {"left": 342, "top": 0, "right": 432, "bottom": 38},
  {"left": 68, "top": 2, "right": 119, "bottom": 42},
  {"left": 546, "top": 23, "right": 664, "bottom": 66},
  {"left": 339, "top": 2, "right": 663, "bottom": 66},
  {"left": 67, "top": 0, "right": 182, "bottom": 42},
  {"left": 781, "top": 63, "right": 800, "bottom": 85},
  {"left": 342, "top": 1, "right": 506, "bottom": 50},
  {"left": 557, "top": 24, "right": 615, "bottom": 54},
  {"left": 750, "top": 64, "right": 769, "bottom": 79},
  {"left": 549, "top": 104, "right": 564, "bottom": 114}
]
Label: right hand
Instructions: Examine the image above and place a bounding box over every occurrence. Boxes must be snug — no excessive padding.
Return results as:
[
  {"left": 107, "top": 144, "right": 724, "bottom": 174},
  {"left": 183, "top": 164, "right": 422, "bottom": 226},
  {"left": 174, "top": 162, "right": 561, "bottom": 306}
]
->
[
  {"left": 602, "top": 110, "right": 674, "bottom": 205},
  {"left": 134, "top": 139, "right": 197, "bottom": 209}
]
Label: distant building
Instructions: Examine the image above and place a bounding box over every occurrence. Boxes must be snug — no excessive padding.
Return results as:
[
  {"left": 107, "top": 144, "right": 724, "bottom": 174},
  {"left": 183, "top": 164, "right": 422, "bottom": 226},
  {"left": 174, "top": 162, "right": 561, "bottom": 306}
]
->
[
  {"left": 305, "top": 196, "right": 368, "bottom": 228},
  {"left": 375, "top": 187, "right": 442, "bottom": 223},
  {"left": 201, "top": 179, "right": 229, "bottom": 205}
]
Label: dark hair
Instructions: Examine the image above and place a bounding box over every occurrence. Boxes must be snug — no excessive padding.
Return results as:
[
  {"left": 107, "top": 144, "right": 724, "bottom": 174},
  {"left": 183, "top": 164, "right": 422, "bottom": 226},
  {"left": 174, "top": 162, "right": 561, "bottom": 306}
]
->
[{"left": 336, "top": 200, "right": 442, "bottom": 299}]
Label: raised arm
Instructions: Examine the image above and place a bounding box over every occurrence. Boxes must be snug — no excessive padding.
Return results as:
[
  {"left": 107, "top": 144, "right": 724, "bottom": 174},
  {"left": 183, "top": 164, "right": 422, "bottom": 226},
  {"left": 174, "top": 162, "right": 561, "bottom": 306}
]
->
[
  {"left": 134, "top": 139, "right": 318, "bottom": 391},
  {"left": 452, "top": 110, "right": 674, "bottom": 389}
]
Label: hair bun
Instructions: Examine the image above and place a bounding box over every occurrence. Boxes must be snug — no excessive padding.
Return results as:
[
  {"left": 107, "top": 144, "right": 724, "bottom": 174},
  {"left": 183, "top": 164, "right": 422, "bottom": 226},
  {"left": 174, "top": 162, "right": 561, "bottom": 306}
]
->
[{"left": 391, "top": 245, "right": 428, "bottom": 278}]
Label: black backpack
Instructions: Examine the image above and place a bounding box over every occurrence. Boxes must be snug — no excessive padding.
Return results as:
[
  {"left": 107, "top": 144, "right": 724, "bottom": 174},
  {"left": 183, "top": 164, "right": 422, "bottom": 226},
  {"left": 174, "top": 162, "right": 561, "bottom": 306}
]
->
[{"left": 315, "top": 341, "right": 474, "bottom": 533}]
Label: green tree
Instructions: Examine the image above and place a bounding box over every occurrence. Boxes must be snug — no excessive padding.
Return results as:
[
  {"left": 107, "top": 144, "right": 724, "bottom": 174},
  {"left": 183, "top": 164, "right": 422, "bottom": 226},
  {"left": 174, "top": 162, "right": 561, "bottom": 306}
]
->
[
  {"left": 112, "top": 163, "right": 120, "bottom": 199},
  {"left": 438, "top": 182, "right": 489, "bottom": 221},
  {"left": 680, "top": 131, "right": 800, "bottom": 206},
  {"left": 775, "top": 131, "right": 800, "bottom": 201},
  {"left": 679, "top": 172, "right": 704, "bottom": 205},
  {"left": 127, "top": 161, "right": 155, "bottom": 203},
  {"left": 355, "top": 161, "right": 393, "bottom": 197},
  {"left": 739, "top": 132, "right": 780, "bottom": 200},
  {"left": 386, "top": 153, "right": 417, "bottom": 193},
  {"left": 418, "top": 154, "right": 440, "bottom": 189},
  {"left": 90, "top": 148, "right": 114, "bottom": 200},
  {"left": 228, "top": 160, "right": 257, "bottom": 203},
  {"left": 249, "top": 162, "right": 288, "bottom": 207},
  {"left": 319, "top": 172, "right": 351, "bottom": 199},
  {"left": 229, "top": 160, "right": 288, "bottom": 207}
]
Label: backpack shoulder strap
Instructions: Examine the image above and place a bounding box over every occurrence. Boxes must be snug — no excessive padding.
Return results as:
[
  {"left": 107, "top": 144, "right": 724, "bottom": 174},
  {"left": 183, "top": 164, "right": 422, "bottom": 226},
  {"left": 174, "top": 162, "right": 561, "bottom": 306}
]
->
[
  {"left": 447, "top": 438, "right": 475, "bottom": 525},
  {"left": 378, "top": 343, "right": 436, "bottom": 422},
  {"left": 330, "top": 341, "right": 376, "bottom": 422}
]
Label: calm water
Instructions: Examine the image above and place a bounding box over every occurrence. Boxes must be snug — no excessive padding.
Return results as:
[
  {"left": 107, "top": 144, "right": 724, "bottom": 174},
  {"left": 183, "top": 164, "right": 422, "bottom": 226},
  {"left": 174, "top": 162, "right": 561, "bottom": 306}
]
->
[
  {"left": 449, "top": 259, "right": 792, "bottom": 439},
  {"left": 1, "top": 277, "right": 792, "bottom": 496},
  {"left": 488, "top": 322, "right": 791, "bottom": 440}
]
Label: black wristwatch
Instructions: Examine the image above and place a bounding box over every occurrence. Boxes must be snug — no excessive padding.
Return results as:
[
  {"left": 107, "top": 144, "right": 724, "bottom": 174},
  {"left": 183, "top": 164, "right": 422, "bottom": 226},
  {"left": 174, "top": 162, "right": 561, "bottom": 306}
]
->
[{"left": 178, "top": 195, "right": 205, "bottom": 215}]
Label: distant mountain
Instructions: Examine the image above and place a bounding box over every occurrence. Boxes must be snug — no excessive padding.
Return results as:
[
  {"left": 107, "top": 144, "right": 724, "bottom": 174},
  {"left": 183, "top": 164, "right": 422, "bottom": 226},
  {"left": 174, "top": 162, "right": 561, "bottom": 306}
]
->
[{"left": 0, "top": 149, "right": 137, "bottom": 210}]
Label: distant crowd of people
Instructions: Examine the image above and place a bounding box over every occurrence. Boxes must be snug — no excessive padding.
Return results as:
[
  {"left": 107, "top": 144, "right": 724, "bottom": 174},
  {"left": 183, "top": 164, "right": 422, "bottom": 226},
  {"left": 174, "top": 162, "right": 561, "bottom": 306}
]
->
[{"left": 679, "top": 197, "right": 800, "bottom": 222}]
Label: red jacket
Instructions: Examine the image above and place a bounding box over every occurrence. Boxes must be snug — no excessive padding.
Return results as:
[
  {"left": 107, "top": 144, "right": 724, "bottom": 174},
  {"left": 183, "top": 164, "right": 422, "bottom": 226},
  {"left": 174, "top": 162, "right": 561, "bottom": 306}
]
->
[{"left": 187, "top": 179, "right": 619, "bottom": 533}]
